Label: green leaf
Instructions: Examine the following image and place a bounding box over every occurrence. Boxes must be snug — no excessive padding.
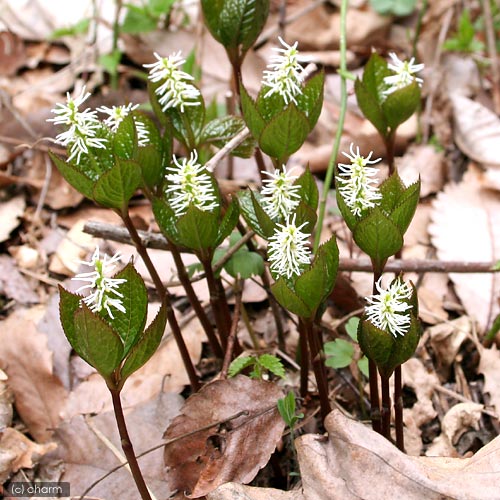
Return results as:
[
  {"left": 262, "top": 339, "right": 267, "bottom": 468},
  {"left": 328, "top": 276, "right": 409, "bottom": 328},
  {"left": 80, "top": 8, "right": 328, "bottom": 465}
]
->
[
  {"left": 259, "top": 105, "right": 310, "bottom": 163},
  {"left": 293, "top": 200, "right": 317, "bottom": 236},
  {"left": 295, "top": 167, "right": 319, "bottom": 212},
  {"left": 369, "top": 0, "right": 417, "bottom": 16},
  {"left": 240, "top": 84, "right": 265, "bottom": 139},
  {"left": 271, "top": 277, "right": 313, "bottom": 318},
  {"left": 120, "top": 302, "right": 167, "bottom": 381},
  {"left": 294, "top": 236, "right": 339, "bottom": 315},
  {"left": 354, "top": 78, "right": 387, "bottom": 137},
  {"left": 110, "top": 264, "right": 148, "bottom": 355},
  {"left": 121, "top": 5, "right": 157, "bottom": 34},
  {"left": 149, "top": 0, "right": 176, "bottom": 16},
  {"left": 256, "top": 87, "right": 290, "bottom": 121},
  {"left": 152, "top": 196, "right": 181, "bottom": 244},
  {"left": 379, "top": 171, "right": 407, "bottom": 213},
  {"left": 345, "top": 317, "right": 360, "bottom": 342},
  {"left": 177, "top": 205, "right": 219, "bottom": 251},
  {"left": 93, "top": 159, "right": 142, "bottom": 211},
  {"left": 358, "top": 356, "right": 369, "bottom": 377},
  {"left": 237, "top": 190, "right": 276, "bottom": 239},
  {"left": 335, "top": 185, "right": 359, "bottom": 232},
  {"left": 99, "top": 49, "right": 122, "bottom": 76},
  {"left": 224, "top": 250, "right": 264, "bottom": 279},
  {"left": 113, "top": 114, "right": 137, "bottom": 159},
  {"left": 228, "top": 356, "right": 255, "bottom": 377},
  {"left": 49, "top": 152, "right": 95, "bottom": 200},
  {"left": 201, "top": 115, "right": 255, "bottom": 158},
  {"left": 362, "top": 52, "right": 392, "bottom": 102},
  {"left": 296, "top": 70, "right": 324, "bottom": 129},
  {"left": 258, "top": 354, "right": 285, "bottom": 378},
  {"left": 324, "top": 339, "right": 355, "bottom": 369},
  {"left": 277, "top": 391, "right": 300, "bottom": 428},
  {"left": 353, "top": 208, "right": 403, "bottom": 266},
  {"left": 202, "top": 0, "right": 270, "bottom": 55},
  {"left": 390, "top": 179, "right": 420, "bottom": 235},
  {"left": 382, "top": 81, "right": 421, "bottom": 130},
  {"left": 59, "top": 286, "right": 86, "bottom": 359},
  {"left": 74, "top": 306, "right": 124, "bottom": 380},
  {"left": 215, "top": 198, "right": 240, "bottom": 247},
  {"left": 50, "top": 18, "right": 90, "bottom": 38},
  {"left": 136, "top": 145, "right": 163, "bottom": 190}
]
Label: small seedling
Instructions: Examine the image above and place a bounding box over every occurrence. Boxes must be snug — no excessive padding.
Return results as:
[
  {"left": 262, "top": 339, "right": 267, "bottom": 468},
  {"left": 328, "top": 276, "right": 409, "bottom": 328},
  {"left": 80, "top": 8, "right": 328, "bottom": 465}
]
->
[
  {"left": 228, "top": 353, "right": 285, "bottom": 379},
  {"left": 443, "top": 10, "right": 485, "bottom": 53}
]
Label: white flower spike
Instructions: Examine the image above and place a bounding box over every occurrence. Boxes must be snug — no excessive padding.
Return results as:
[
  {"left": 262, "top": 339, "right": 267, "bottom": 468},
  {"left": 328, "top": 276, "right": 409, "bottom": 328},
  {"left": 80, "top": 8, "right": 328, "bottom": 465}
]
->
[
  {"left": 336, "top": 143, "right": 382, "bottom": 216},
  {"left": 383, "top": 53, "right": 424, "bottom": 96},
  {"left": 365, "top": 277, "right": 413, "bottom": 337},
  {"left": 144, "top": 51, "right": 200, "bottom": 112},
  {"left": 97, "top": 103, "right": 149, "bottom": 146},
  {"left": 268, "top": 214, "right": 311, "bottom": 279},
  {"left": 48, "top": 86, "right": 107, "bottom": 164},
  {"left": 261, "top": 165, "right": 301, "bottom": 219},
  {"left": 72, "top": 247, "right": 127, "bottom": 319},
  {"left": 262, "top": 37, "right": 308, "bottom": 105},
  {"left": 165, "top": 151, "right": 218, "bottom": 217}
]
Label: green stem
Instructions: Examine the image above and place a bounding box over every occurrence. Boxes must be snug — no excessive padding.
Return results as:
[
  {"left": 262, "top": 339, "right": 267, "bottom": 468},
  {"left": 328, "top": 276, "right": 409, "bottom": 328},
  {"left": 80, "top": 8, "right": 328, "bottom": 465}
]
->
[
  {"left": 314, "top": 0, "right": 348, "bottom": 253},
  {"left": 121, "top": 211, "right": 199, "bottom": 391},
  {"left": 385, "top": 130, "right": 396, "bottom": 175},
  {"left": 110, "top": 388, "right": 152, "bottom": 500}
]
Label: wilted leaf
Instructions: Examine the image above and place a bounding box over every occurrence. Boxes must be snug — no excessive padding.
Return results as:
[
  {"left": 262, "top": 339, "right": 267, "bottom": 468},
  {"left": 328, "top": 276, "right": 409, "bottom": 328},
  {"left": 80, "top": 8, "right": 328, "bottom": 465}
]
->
[
  {"left": 429, "top": 167, "right": 500, "bottom": 333},
  {"left": 296, "top": 409, "right": 500, "bottom": 500},
  {"left": 478, "top": 345, "right": 500, "bottom": 417},
  {"left": 164, "top": 375, "right": 285, "bottom": 497}
]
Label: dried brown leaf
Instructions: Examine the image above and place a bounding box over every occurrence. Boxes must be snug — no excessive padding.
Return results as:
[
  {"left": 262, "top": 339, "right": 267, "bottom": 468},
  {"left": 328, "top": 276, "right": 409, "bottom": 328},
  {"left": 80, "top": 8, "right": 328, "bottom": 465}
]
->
[
  {"left": 451, "top": 94, "right": 500, "bottom": 168},
  {"left": 478, "top": 345, "right": 500, "bottom": 417},
  {"left": 296, "top": 410, "right": 500, "bottom": 500},
  {"left": 0, "top": 428, "right": 56, "bottom": 473},
  {"left": 0, "top": 308, "right": 68, "bottom": 442},
  {"left": 207, "top": 483, "right": 305, "bottom": 500},
  {"left": 0, "top": 196, "right": 25, "bottom": 243},
  {"left": 0, "top": 255, "right": 39, "bottom": 304},
  {"left": 429, "top": 167, "right": 500, "bottom": 333},
  {"left": 0, "top": 31, "right": 26, "bottom": 76},
  {"left": 164, "top": 376, "right": 285, "bottom": 498}
]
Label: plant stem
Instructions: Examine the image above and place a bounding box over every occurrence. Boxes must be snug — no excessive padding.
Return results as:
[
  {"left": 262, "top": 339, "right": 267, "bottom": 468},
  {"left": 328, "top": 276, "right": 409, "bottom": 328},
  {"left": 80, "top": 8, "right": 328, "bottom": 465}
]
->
[
  {"left": 381, "top": 375, "right": 391, "bottom": 440},
  {"left": 254, "top": 147, "right": 270, "bottom": 184},
  {"left": 305, "top": 318, "right": 331, "bottom": 421},
  {"left": 385, "top": 130, "right": 396, "bottom": 175},
  {"left": 201, "top": 258, "right": 232, "bottom": 350},
  {"left": 314, "top": 0, "right": 348, "bottom": 253},
  {"left": 121, "top": 211, "right": 199, "bottom": 391},
  {"left": 298, "top": 318, "right": 309, "bottom": 399},
  {"left": 110, "top": 0, "right": 123, "bottom": 90},
  {"left": 110, "top": 388, "right": 152, "bottom": 500},
  {"left": 167, "top": 241, "right": 224, "bottom": 358},
  {"left": 220, "top": 279, "right": 242, "bottom": 379},
  {"left": 394, "top": 365, "right": 405, "bottom": 451},
  {"left": 369, "top": 270, "right": 382, "bottom": 433}
]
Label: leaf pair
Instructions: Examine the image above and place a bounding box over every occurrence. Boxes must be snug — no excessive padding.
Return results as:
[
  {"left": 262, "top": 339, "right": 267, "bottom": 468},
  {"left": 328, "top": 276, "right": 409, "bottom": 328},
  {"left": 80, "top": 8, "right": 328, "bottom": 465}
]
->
[
  {"left": 59, "top": 264, "right": 166, "bottom": 389},
  {"left": 337, "top": 171, "right": 420, "bottom": 272},
  {"left": 240, "top": 72, "right": 324, "bottom": 165},
  {"left": 354, "top": 53, "right": 420, "bottom": 140}
]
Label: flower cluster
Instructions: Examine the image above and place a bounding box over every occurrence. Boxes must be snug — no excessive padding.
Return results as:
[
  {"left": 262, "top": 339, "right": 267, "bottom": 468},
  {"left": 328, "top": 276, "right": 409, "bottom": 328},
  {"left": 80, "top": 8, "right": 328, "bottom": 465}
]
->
[
  {"left": 165, "top": 151, "right": 218, "bottom": 216},
  {"left": 336, "top": 143, "right": 382, "bottom": 216},
  {"left": 262, "top": 37, "right": 307, "bottom": 105},
  {"left": 365, "top": 277, "right": 413, "bottom": 337},
  {"left": 261, "top": 166, "right": 301, "bottom": 219},
  {"left": 97, "top": 103, "right": 149, "bottom": 146},
  {"left": 268, "top": 214, "right": 311, "bottom": 279},
  {"left": 144, "top": 51, "right": 200, "bottom": 112},
  {"left": 72, "top": 247, "right": 126, "bottom": 319},
  {"left": 48, "top": 87, "right": 107, "bottom": 164},
  {"left": 383, "top": 53, "right": 424, "bottom": 96}
]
